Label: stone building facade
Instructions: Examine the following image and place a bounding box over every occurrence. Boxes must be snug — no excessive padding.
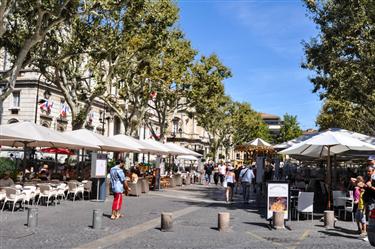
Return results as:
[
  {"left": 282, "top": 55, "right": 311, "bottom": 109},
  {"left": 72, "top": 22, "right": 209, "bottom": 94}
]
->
[{"left": 0, "top": 70, "right": 213, "bottom": 160}]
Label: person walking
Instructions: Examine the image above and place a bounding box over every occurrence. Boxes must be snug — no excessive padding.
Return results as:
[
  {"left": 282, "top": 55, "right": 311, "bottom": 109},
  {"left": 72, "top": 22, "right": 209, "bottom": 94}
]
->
[
  {"left": 204, "top": 162, "right": 213, "bottom": 185},
  {"left": 234, "top": 163, "right": 244, "bottom": 194},
  {"left": 110, "top": 159, "right": 129, "bottom": 220},
  {"left": 240, "top": 164, "right": 255, "bottom": 204},
  {"left": 225, "top": 166, "right": 236, "bottom": 203},
  {"left": 213, "top": 165, "right": 219, "bottom": 185},
  {"left": 218, "top": 162, "right": 227, "bottom": 185}
]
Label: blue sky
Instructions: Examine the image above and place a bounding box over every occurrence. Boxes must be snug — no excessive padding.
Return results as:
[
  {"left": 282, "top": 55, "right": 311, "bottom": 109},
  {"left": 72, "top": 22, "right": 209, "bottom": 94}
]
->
[{"left": 177, "top": 0, "right": 321, "bottom": 130}]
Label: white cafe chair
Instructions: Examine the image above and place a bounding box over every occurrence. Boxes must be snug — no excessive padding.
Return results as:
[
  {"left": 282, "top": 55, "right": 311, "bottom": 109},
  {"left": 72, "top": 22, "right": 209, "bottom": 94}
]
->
[
  {"left": 56, "top": 183, "right": 67, "bottom": 203},
  {"left": 66, "top": 182, "right": 84, "bottom": 201},
  {"left": 37, "top": 184, "right": 57, "bottom": 207},
  {"left": 297, "top": 192, "right": 314, "bottom": 221},
  {"left": 2, "top": 187, "right": 26, "bottom": 212}
]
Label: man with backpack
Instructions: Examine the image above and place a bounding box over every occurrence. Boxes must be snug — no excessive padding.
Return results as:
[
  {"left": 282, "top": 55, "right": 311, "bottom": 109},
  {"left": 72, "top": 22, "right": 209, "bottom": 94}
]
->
[{"left": 240, "top": 164, "right": 255, "bottom": 203}]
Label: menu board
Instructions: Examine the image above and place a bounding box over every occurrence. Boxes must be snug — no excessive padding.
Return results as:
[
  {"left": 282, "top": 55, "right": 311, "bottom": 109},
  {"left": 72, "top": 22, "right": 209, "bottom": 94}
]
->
[
  {"left": 91, "top": 153, "right": 107, "bottom": 178},
  {"left": 266, "top": 182, "right": 289, "bottom": 220}
]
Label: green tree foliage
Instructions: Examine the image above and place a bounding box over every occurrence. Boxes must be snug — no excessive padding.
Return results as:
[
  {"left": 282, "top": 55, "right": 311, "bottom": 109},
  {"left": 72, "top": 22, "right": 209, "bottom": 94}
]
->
[
  {"left": 278, "top": 114, "right": 303, "bottom": 142},
  {"left": 302, "top": 0, "right": 375, "bottom": 132},
  {"left": 102, "top": 0, "right": 181, "bottom": 136},
  {"left": 0, "top": 0, "right": 84, "bottom": 123},
  {"left": 189, "top": 54, "right": 232, "bottom": 160},
  {"left": 147, "top": 29, "right": 197, "bottom": 141},
  {"left": 316, "top": 98, "right": 375, "bottom": 134},
  {"left": 231, "top": 102, "right": 271, "bottom": 145},
  {"left": 35, "top": 1, "right": 126, "bottom": 130}
]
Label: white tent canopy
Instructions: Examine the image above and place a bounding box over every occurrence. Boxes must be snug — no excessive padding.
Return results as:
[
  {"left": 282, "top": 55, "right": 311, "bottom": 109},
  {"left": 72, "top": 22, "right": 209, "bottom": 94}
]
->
[
  {"left": 177, "top": 155, "right": 199, "bottom": 161},
  {"left": 246, "top": 138, "right": 272, "bottom": 147},
  {"left": 111, "top": 134, "right": 166, "bottom": 154},
  {"left": 279, "top": 130, "right": 375, "bottom": 158},
  {"left": 164, "top": 143, "right": 202, "bottom": 157},
  {"left": 0, "top": 122, "right": 99, "bottom": 150},
  {"left": 64, "top": 129, "right": 139, "bottom": 152}
]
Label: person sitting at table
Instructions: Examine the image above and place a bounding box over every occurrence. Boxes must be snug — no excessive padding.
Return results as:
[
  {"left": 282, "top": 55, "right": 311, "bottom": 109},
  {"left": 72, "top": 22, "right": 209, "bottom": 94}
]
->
[
  {"left": 130, "top": 168, "right": 138, "bottom": 183},
  {"left": 0, "top": 171, "right": 15, "bottom": 188}
]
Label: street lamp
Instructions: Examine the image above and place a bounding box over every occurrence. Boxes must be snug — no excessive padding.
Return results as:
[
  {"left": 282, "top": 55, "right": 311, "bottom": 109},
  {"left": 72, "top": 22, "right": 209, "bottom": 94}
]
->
[
  {"left": 99, "top": 110, "right": 106, "bottom": 135},
  {"left": 34, "top": 73, "right": 43, "bottom": 123}
]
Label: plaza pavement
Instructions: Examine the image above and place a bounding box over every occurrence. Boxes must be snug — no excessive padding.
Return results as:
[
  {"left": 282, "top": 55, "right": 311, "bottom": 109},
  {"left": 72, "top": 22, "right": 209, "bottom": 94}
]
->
[{"left": 0, "top": 184, "right": 373, "bottom": 249}]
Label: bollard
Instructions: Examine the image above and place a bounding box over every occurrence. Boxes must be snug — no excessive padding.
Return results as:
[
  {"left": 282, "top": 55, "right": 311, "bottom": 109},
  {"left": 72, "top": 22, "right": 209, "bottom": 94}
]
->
[
  {"left": 324, "top": 210, "right": 335, "bottom": 228},
  {"left": 27, "top": 207, "right": 38, "bottom": 228},
  {"left": 92, "top": 209, "right": 103, "bottom": 230},
  {"left": 161, "top": 212, "right": 173, "bottom": 232},
  {"left": 218, "top": 212, "right": 230, "bottom": 232},
  {"left": 272, "top": 211, "right": 285, "bottom": 230}
]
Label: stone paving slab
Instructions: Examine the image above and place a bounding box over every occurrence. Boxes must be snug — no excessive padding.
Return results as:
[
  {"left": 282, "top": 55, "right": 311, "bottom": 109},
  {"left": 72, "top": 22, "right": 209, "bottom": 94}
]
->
[{"left": 0, "top": 184, "right": 373, "bottom": 249}]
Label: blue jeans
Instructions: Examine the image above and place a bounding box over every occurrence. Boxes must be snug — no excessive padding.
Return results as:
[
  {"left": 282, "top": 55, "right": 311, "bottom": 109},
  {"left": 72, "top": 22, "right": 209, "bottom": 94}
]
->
[{"left": 205, "top": 174, "right": 211, "bottom": 184}]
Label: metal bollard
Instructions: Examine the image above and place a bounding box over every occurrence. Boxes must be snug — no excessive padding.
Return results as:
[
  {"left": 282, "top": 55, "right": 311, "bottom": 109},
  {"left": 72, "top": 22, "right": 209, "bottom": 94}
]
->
[
  {"left": 92, "top": 209, "right": 103, "bottom": 230},
  {"left": 161, "top": 212, "right": 173, "bottom": 232},
  {"left": 272, "top": 211, "right": 285, "bottom": 230},
  {"left": 218, "top": 212, "right": 230, "bottom": 232},
  {"left": 324, "top": 210, "right": 335, "bottom": 228},
  {"left": 27, "top": 207, "right": 38, "bottom": 228}
]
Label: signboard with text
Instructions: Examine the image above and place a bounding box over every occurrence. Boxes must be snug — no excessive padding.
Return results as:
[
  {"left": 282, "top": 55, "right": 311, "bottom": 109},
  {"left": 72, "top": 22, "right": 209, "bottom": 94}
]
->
[
  {"left": 91, "top": 153, "right": 107, "bottom": 178},
  {"left": 266, "top": 181, "right": 289, "bottom": 220}
]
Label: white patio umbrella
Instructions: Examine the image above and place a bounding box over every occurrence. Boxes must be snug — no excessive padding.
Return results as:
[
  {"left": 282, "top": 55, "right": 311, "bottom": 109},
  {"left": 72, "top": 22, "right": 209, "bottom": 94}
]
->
[
  {"left": 140, "top": 139, "right": 176, "bottom": 155},
  {"left": 279, "top": 130, "right": 375, "bottom": 157},
  {"left": 0, "top": 122, "right": 100, "bottom": 179},
  {"left": 110, "top": 134, "right": 167, "bottom": 154},
  {"left": 164, "top": 143, "right": 202, "bottom": 157},
  {"left": 274, "top": 128, "right": 375, "bottom": 150},
  {"left": 177, "top": 155, "right": 199, "bottom": 161},
  {"left": 64, "top": 129, "right": 139, "bottom": 152},
  {"left": 0, "top": 122, "right": 99, "bottom": 150},
  {"left": 247, "top": 138, "right": 272, "bottom": 147},
  {"left": 279, "top": 130, "right": 375, "bottom": 208}
]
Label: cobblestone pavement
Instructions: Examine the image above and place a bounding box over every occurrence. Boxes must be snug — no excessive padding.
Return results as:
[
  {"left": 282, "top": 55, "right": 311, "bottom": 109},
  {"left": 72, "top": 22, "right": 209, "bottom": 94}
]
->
[{"left": 0, "top": 184, "right": 373, "bottom": 249}]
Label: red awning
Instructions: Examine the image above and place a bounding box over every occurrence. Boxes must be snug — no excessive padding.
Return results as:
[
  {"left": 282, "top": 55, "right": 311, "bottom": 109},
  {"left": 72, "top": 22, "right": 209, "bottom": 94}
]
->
[{"left": 40, "top": 148, "right": 75, "bottom": 155}]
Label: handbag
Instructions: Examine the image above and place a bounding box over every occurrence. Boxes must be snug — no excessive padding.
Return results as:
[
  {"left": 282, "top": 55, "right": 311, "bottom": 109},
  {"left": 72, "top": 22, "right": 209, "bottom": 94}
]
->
[{"left": 223, "top": 177, "right": 228, "bottom": 188}]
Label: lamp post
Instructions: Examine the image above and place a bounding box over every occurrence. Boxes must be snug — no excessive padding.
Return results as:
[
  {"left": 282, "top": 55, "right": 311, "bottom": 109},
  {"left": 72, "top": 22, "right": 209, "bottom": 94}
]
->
[
  {"left": 34, "top": 74, "right": 43, "bottom": 123},
  {"left": 99, "top": 110, "right": 106, "bottom": 135}
]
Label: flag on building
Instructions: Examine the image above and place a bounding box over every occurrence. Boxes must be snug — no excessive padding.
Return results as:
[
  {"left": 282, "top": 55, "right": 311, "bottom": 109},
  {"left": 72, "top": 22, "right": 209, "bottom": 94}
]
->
[
  {"left": 60, "top": 103, "right": 69, "bottom": 118},
  {"left": 39, "top": 100, "right": 53, "bottom": 113}
]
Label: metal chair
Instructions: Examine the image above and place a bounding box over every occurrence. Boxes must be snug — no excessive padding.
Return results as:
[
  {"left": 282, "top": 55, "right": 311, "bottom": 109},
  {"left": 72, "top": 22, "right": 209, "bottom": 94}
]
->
[{"left": 297, "top": 192, "right": 314, "bottom": 221}]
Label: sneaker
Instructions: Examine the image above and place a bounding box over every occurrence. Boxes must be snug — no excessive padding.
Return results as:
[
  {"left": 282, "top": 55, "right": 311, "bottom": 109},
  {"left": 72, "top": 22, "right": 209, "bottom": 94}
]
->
[{"left": 362, "top": 237, "right": 369, "bottom": 242}]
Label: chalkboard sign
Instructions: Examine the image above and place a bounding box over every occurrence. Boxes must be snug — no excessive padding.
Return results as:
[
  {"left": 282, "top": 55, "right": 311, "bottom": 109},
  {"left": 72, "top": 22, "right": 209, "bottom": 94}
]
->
[{"left": 91, "top": 153, "right": 107, "bottom": 178}]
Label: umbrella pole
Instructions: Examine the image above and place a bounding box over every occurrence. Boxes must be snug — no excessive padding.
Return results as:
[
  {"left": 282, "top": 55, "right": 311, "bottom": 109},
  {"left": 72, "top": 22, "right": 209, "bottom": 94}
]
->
[
  {"left": 55, "top": 152, "right": 58, "bottom": 173},
  {"left": 327, "top": 146, "right": 332, "bottom": 210},
  {"left": 23, "top": 143, "right": 27, "bottom": 182}
]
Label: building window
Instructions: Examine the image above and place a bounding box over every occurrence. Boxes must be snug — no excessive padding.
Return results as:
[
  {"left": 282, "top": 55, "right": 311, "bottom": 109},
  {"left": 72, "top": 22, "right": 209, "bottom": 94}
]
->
[{"left": 12, "top": 91, "right": 20, "bottom": 108}]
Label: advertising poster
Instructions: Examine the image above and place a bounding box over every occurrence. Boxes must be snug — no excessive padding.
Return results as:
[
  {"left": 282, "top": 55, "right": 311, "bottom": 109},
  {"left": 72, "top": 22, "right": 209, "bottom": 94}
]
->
[
  {"left": 91, "top": 153, "right": 108, "bottom": 178},
  {"left": 266, "top": 182, "right": 289, "bottom": 220}
]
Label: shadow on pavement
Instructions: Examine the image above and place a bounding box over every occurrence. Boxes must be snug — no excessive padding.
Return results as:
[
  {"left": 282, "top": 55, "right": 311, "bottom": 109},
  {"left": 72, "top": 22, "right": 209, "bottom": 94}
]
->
[
  {"left": 318, "top": 230, "right": 359, "bottom": 239},
  {"left": 329, "top": 225, "right": 359, "bottom": 235},
  {"left": 243, "top": 221, "right": 273, "bottom": 230}
]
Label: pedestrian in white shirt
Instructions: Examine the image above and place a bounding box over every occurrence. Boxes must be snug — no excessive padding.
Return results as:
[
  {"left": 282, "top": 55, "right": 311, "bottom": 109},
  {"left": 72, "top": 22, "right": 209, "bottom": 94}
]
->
[{"left": 240, "top": 165, "right": 255, "bottom": 203}]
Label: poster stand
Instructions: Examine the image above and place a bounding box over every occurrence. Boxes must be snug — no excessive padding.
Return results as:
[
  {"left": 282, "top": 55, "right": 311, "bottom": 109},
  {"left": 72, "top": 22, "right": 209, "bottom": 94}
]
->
[
  {"left": 266, "top": 181, "right": 290, "bottom": 225},
  {"left": 90, "top": 153, "right": 108, "bottom": 202}
]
